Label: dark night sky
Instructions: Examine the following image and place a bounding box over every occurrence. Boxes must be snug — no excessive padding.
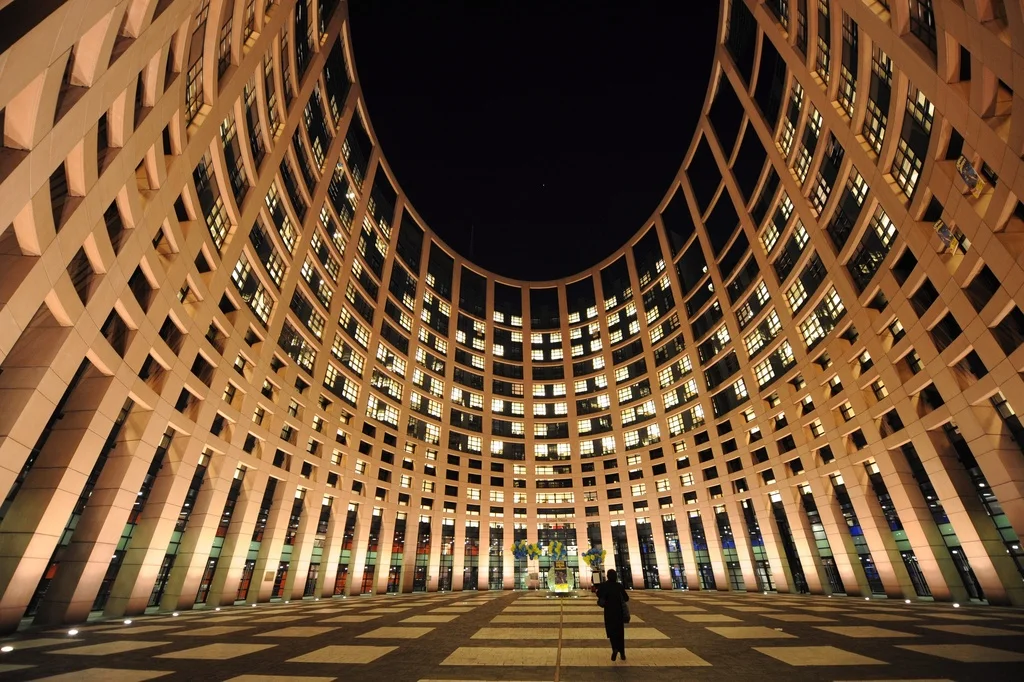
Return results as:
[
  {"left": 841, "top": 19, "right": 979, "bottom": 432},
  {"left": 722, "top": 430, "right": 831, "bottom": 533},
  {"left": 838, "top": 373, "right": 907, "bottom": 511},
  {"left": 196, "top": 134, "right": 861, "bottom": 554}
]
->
[{"left": 347, "top": 1, "right": 719, "bottom": 281}]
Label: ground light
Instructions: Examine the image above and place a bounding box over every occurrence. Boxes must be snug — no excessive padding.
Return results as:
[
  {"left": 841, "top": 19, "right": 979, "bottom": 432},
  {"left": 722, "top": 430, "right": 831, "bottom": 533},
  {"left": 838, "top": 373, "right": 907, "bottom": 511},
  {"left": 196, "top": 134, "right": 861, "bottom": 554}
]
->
[
  {"left": 123, "top": 619, "right": 132, "bottom": 625},
  {"left": 1, "top": 646, "right": 13, "bottom": 653},
  {"left": 67, "top": 629, "right": 78, "bottom": 636}
]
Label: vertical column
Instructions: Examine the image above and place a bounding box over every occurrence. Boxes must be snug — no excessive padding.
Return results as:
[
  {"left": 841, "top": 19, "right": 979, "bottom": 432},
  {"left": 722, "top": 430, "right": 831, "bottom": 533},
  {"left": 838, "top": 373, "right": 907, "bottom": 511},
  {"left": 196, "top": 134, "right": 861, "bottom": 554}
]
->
[
  {"left": 920, "top": 434, "right": 1020, "bottom": 604},
  {"left": 778, "top": 492, "right": 827, "bottom": 594},
  {"left": 208, "top": 468, "right": 269, "bottom": 606},
  {"left": 426, "top": 514, "right": 444, "bottom": 592},
  {"left": 250, "top": 480, "right": 292, "bottom": 603},
  {"left": 451, "top": 519, "right": 467, "bottom": 591},
  {"left": 875, "top": 449, "right": 966, "bottom": 602},
  {"left": 316, "top": 496, "right": 346, "bottom": 598},
  {"left": 723, "top": 499, "right": 759, "bottom": 591},
  {"left": 841, "top": 462, "right": 916, "bottom": 599},
  {"left": 284, "top": 493, "right": 321, "bottom": 599},
  {"left": 400, "top": 515, "right": 420, "bottom": 593},
  {"left": 760, "top": 498, "right": 794, "bottom": 593},
  {"left": 33, "top": 410, "right": 163, "bottom": 626},
  {"left": 105, "top": 435, "right": 200, "bottom": 616},
  {"left": 162, "top": 455, "right": 236, "bottom": 611},
  {"left": 806, "top": 478, "right": 867, "bottom": 596},
  {"left": 675, "top": 510, "right": 701, "bottom": 590},
  {"left": 346, "top": 506, "right": 374, "bottom": 596},
  {"left": 0, "top": 380, "right": 128, "bottom": 632},
  {"left": 371, "top": 511, "right": 396, "bottom": 595},
  {"left": 476, "top": 522, "right": 490, "bottom": 591},
  {"left": 648, "top": 520, "right": 674, "bottom": 590},
  {"left": 961, "top": 406, "right": 1024, "bottom": 543}
]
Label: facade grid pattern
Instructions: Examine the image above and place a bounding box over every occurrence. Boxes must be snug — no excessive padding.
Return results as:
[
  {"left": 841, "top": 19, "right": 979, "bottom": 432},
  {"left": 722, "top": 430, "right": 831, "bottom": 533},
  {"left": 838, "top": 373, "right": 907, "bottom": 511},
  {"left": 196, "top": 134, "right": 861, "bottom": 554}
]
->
[{"left": 0, "top": 0, "right": 1023, "bottom": 635}]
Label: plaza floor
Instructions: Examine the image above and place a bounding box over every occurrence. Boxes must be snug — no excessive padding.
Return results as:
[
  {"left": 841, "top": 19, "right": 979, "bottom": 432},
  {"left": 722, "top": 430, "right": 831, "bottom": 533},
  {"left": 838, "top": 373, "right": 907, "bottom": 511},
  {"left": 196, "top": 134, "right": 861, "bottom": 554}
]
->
[{"left": 1, "top": 589, "right": 1023, "bottom": 681}]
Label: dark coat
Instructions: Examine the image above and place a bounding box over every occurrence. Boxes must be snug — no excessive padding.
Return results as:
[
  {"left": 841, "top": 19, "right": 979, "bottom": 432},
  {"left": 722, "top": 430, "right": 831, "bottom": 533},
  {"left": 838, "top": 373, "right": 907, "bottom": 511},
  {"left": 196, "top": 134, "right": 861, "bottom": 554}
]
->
[{"left": 597, "top": 580, "right": 629, "bottom": 640}]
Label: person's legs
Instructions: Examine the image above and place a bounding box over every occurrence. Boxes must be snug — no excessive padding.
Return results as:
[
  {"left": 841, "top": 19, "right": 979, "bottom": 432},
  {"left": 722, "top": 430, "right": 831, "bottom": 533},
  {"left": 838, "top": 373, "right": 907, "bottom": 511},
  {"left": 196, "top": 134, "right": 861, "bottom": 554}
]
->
[{"left": 612, "top": 630, "right": 625, "bottom": 659}]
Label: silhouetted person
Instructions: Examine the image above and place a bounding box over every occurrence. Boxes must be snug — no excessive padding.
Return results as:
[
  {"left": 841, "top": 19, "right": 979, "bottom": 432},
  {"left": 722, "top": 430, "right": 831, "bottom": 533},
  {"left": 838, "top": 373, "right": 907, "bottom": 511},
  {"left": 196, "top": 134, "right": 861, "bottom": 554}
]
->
[{"left": 597, "top": 568, "right": 629, "bottom": 661}]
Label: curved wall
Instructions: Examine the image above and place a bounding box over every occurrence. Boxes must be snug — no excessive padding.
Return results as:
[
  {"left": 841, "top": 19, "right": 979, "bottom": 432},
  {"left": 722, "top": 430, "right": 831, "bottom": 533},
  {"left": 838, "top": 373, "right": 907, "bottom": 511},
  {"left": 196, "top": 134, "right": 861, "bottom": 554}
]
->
[{"left": 1, "top": 0, "right": 1023, "bottom": 632}]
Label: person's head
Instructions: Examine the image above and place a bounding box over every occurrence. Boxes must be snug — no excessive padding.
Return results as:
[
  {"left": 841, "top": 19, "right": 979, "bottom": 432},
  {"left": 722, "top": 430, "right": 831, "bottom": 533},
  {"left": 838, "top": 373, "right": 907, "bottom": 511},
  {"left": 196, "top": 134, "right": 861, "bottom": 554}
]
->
[{"left": 607, "top": 569, "right": 618, "bottom": 583}]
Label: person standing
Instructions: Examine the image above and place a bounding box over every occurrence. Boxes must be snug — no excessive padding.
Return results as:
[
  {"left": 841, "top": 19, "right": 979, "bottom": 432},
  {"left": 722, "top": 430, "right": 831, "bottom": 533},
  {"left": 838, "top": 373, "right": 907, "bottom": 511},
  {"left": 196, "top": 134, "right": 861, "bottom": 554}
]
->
[{"left": 597, "top": 568, "right": 629, "bottom": 661}]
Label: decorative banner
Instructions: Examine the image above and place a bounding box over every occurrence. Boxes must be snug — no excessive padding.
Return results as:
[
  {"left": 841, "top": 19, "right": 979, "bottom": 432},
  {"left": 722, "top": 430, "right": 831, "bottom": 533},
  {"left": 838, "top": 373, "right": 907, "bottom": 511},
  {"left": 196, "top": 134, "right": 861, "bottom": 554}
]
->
[
  {"left": 956, "top": 155, "right": 986, "bottom": 198},
  {"left": 552, "top": 559, "right": 570, "bottom": 593}
]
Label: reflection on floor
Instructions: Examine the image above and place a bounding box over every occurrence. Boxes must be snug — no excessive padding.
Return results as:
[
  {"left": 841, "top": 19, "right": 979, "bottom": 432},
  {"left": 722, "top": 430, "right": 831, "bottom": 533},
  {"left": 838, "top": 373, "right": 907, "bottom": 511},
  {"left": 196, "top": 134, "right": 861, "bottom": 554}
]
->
[{"left": 2, "top": 589, "right": 1024, "bottom": 681}]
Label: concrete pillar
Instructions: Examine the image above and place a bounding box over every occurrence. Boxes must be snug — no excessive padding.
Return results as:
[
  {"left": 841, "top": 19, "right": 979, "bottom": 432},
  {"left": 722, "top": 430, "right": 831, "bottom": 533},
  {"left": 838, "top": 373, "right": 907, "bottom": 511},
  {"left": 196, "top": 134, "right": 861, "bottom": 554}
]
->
[
  {"left": 33, "top": 410, "right": 165, "bottom": 626},
  {"left": 207, "top": 468, "right": 269, "bottom": 606},
  {"left": 161, "top": 454, "right": 238, "bottom": 611},
  {"left": 104, "top": 433, "right": 201, "bottom": 617}
]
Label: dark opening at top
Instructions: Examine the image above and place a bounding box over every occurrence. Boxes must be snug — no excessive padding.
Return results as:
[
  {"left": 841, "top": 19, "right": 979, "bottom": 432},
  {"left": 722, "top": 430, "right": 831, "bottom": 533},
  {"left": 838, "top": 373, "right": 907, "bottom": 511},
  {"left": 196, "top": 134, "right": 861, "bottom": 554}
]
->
[{"left": 349, "top": 1, "right": 719, "bottom": 280}]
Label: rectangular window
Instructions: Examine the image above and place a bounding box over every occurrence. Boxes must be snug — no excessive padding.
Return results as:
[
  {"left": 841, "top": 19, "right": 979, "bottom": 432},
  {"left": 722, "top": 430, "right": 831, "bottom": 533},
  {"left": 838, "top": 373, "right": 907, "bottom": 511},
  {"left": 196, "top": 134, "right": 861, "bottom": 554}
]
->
[
  {"left": 908, "top": 0, "right": 937, "bottom": 54},
  {"left": 185, "top": 57, "right": 204, "bottom": 126}
]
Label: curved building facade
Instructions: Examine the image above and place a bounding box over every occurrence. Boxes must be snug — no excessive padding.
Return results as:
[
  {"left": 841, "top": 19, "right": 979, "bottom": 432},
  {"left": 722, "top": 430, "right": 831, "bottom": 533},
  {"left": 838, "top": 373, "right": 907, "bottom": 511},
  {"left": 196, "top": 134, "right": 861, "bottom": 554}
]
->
[{"left": 1, "top": 0, "right": 1023, "bottom": 632}]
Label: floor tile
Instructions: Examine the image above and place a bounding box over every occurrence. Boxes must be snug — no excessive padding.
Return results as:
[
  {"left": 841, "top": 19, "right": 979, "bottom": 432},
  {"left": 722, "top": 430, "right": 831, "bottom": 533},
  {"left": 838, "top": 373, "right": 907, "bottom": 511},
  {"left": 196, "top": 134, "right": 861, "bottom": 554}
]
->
[
  {"left": 656, "top": 605, "right": 706, "bottom": 612},
  {"left": 156, "top": 643, "right": 275, "bottom": 660},
  {"left": 764, "top": 613, "right": 835, "bottom": 623},
  {"left": 1, "top": 638, "right": 72, "bottom": 650},
  {"left": 318, "top": 615, "right": 381, "bottom": 623},
  {"left": 676, "top": 613, "right": 741, "bottom": 622},
  {"left": 816, "top": 626, "right": 919, "bottom": 638},
  {"left": 441, "top": 646, "right": 554, "bottom": 666},
  {"left": 171, "top": 626, "right": 253, "bottom": 636},
  {"left": 847, "top": 613, "right": 917, "bottom": 622},
  {"left": 224, "top": 677, "right": 336, "bottom": 682},
  {"left": 288, "top": 645, "right": 397, "bottom": 663},
  {"left": 401, "top": 615, "right": 458, "bottom": 623},
  {"left": 0, "top": 664, "right": 34, "bottom": 674},
  {"left": 558, "top": 647, "right": 711, "bottom": 667},
  {"left": 192, "top": 615, "right": 253, "bottom": 623},
  {"left": 754, "top": 645, "right": 887, "bottom": 666},
  {"left": 48, "top": 641, "right": 170, "bottom": 656},
  {"left": 357, "top": 626, "right": 435, "bottom": 639},
  {"left": 32, "top": 669, "right": 173, "bottom": 681},
  {"left": 256, "top": 626, "right": 339, "bottom": 637},
  {"left": 365, "top": 608, "right": 412, "bottom": 614},
  {"left": 489, "top": 614, "right": 643, "bottom": 624},
  {"left": 252, "top": 615, "right": 307, "bottom": 623},
  {"left": 706, "top": 626, "right": 797, "bottom": 639},
  {"left": 430, "top": 607, "right": 473, "bottom": 614},
  {"left": 725, "top": 606, "right": 781, "bottom": 612},
  {"left": 470, "top": 627, "right": 666, "bottom": 640},
  {"left": 897, "top": 644, "right": 1024, "bottom": 662},
  {"left": 96, "top": 625, "right": 182, "bottom": 635},
  {"left": 918, "top": 624, "right": 1021, "bottom": 636}
]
